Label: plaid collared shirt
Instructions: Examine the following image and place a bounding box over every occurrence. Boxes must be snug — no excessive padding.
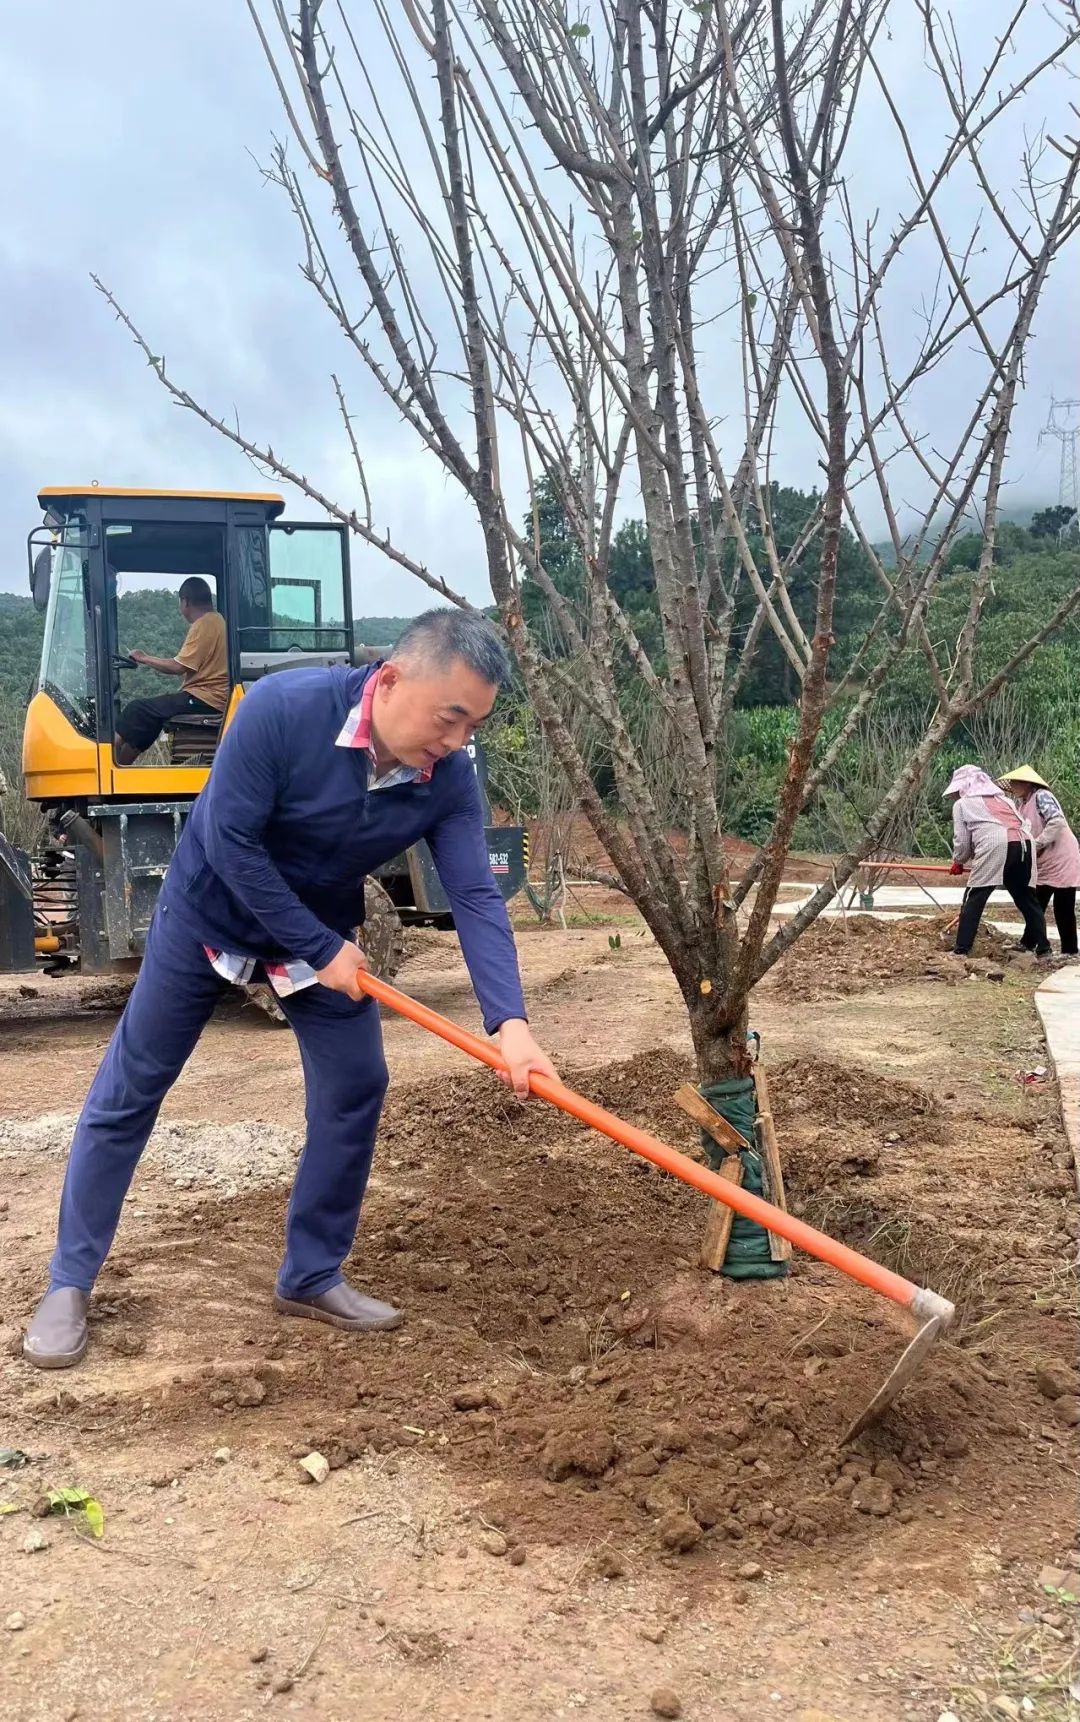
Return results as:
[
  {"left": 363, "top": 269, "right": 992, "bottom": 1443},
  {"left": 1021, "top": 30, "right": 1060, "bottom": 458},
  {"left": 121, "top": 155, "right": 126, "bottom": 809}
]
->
[{"left": 205, "top": 668, "right": 432, "bottom": 998}]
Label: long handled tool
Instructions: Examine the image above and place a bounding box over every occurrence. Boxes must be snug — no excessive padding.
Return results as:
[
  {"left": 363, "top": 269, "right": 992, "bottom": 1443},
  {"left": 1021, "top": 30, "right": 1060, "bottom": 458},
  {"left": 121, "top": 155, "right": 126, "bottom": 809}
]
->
[{"left": 355, "top": 970, "right": 955, "bottom": 1438}]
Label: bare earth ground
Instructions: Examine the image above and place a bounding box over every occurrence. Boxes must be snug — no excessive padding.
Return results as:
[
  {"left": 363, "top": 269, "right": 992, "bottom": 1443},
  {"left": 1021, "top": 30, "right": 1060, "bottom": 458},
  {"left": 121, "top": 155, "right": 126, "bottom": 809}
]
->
[{"left": 0, "top": 919, "right": 1077, "bottom": 1722}]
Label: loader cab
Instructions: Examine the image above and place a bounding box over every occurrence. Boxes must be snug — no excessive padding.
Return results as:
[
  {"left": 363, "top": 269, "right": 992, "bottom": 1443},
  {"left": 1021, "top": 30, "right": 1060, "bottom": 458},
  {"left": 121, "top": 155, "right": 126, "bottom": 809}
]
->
[{"left": 23, "top": 488, "right": 352, "bottom": 805}]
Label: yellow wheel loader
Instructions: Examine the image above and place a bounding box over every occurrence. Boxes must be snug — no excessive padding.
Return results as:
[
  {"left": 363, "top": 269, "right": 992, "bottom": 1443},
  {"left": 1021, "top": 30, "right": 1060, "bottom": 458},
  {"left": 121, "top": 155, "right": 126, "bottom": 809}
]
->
[{"left": 6, "top": 486, "right": 527, "bottom": 992}]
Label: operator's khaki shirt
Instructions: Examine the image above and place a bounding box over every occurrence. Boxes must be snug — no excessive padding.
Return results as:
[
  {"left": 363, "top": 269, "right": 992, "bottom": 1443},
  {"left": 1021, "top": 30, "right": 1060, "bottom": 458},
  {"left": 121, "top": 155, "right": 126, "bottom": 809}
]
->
[{"left": 176, "top": 611, "right": 229, "bottom": 711}]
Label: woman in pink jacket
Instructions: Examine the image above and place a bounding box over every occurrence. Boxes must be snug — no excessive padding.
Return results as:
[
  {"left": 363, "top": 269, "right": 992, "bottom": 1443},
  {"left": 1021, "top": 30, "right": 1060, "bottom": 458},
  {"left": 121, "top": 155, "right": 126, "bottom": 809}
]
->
[
  {"left": 1000, "top": 766, "right": 1080, "bottom": 957},
  {"left": 944, "top": 764, "right": 1050, "bottom": 957}
]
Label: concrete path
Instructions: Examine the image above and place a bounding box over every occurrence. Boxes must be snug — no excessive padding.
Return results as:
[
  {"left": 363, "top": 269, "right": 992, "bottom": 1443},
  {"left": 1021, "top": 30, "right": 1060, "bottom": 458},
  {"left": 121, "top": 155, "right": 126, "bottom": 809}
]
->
[{"left": 1036, "top": 964, "right": 1080, "bottom": 1197}]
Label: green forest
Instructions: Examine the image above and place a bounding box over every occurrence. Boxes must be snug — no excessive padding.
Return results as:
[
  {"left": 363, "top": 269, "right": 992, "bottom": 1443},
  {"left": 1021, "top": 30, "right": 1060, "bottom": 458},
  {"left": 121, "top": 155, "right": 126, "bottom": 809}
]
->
[
  {"left": 2, "top": 492, "right": 1078, "bottom": 865},
  {"left": 498, "top": 487, "right": 1080, "bottom": 857}
]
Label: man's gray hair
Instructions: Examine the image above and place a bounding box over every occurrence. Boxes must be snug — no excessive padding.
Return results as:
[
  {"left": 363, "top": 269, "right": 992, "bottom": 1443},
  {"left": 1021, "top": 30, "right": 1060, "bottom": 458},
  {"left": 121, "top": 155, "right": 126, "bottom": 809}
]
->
[{"left": 391, "top": 607, "right": 510, "bottom": 687}]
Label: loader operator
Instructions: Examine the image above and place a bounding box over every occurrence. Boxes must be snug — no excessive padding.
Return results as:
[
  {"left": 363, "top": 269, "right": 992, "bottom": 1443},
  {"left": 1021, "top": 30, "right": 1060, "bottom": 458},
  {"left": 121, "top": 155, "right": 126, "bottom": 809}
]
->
[
  {"left": 24, "top": 608, "right": 556, "bottom": 1369},
  {"left": 113, "top": 575, "right": 229, "bottom": 765}
]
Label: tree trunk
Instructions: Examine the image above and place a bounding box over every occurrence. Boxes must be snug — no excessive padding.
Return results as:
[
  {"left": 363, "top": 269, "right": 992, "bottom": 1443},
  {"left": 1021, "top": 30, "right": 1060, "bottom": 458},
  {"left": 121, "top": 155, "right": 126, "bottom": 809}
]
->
[{"left": 686, "top": 987, "right": 752, "bottom": 1086}]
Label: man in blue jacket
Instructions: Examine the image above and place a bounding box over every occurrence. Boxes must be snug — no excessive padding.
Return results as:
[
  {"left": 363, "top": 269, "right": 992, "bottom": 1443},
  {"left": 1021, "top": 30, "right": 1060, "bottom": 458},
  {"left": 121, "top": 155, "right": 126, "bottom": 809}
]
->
[{"left": 24, "top": 609, "right": 556, "bottom": 1369}]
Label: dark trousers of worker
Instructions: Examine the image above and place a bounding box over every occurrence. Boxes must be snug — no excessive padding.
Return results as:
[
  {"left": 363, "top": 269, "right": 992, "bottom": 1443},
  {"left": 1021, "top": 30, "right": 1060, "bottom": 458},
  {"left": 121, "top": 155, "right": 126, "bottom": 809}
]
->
[
  {"left": 115, "top": 691, "right": 220, "bottom": 754},
  {"left": 954, "top": 841, "right": 1049, "bottom": 957},
  {"left": 1035, "top": 884, "right": 1078, "bottom": 957},
  {"left": 48, "top": 900, "right": 388, "bottom": 1300}
]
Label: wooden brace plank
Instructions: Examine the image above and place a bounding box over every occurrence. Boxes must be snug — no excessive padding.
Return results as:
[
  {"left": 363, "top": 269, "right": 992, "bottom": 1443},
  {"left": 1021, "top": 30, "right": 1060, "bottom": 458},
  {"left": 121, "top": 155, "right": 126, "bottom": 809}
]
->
[
  {"left": 673, "top": 1083, "right": 752, "bottom": 1153},
  {"left": 753, "top": 1064, "right": 793, "bottom": 1262},
  {"left": 699, "top": 1154, "right": 744, "bottom": 1271}
]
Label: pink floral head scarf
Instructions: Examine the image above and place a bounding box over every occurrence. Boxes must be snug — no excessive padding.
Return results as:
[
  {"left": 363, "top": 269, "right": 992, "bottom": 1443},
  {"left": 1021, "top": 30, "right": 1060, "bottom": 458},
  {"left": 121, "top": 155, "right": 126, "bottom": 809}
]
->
[{"left": 943, "top": 764, "right": 1002, "bottom": 799}]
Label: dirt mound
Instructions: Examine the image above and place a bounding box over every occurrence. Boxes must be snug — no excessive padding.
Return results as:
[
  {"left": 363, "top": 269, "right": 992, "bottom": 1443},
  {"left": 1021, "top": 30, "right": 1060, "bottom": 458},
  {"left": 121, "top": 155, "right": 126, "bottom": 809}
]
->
[
  {"left": 379, "top": 1047, "right": 699, "bottom": 1167},
  {"left": 18, "top": 1045, "right": 1059, "bottom": 1581},
  {"left": 771, "top": 913, "right": 1014, "bottom": 1000},
  {"left": 0, "top": 970, "right": 135, "bottom": 1022},
  {"left": 772, "top": 1056, "right": 945, "bottom": 1143}
]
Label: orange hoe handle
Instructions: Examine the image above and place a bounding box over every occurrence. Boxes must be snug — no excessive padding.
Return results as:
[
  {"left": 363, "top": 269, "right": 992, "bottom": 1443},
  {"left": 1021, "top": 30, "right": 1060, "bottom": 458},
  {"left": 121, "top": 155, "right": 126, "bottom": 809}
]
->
[{"left": 355, "top": 970, "right": 954, "bottom": 1330}]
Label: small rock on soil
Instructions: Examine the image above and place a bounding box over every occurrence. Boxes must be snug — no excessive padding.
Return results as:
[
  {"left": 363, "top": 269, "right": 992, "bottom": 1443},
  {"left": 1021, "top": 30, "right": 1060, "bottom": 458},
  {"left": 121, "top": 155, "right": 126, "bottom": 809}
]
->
[
  {"left": 851, "top": 1477, "right": 894, "bottom": 1517},
  {"left": 298, "top": 1452, "right": 330, "bottom": 1485},
  {"left": 452, "top": 1385, "right": 489, "bottom": 1411},
  {"left": 595, "top": 1548, "right": 628, "bottom": 1579},
  {"left": 658, "top": 1511, "right": 701, "bottom": 1554},
  {"left": 540, "top": 1429, "right": 616, "bottom": 1482},
  {"left": 1036, "top": 1360, "right": 1080, "bottom": 1400}
]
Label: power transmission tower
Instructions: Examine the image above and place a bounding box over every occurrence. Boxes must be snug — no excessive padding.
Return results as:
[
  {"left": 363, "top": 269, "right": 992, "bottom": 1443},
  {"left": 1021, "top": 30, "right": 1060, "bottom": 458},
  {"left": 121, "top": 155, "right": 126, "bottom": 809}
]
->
[{"left": 1039, "top": 397, "right": 1080, "bottom": 511}]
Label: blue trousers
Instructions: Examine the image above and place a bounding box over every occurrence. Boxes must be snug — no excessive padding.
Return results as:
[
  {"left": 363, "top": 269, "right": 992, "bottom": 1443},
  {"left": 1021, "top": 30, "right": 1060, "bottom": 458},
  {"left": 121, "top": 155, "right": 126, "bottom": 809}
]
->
[{"left": 49, "top": 900, "right": 388, "bottom": 1300}]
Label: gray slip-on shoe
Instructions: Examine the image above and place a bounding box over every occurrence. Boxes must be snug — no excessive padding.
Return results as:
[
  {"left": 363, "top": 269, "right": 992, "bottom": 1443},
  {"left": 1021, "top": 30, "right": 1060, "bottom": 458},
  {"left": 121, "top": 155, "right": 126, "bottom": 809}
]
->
[
  {"left": 273, "top": 1280, "right": 403, "bottom": 1332},
  {"left": 23, "top": 1287, "right": 90, "bottom": 1369}
]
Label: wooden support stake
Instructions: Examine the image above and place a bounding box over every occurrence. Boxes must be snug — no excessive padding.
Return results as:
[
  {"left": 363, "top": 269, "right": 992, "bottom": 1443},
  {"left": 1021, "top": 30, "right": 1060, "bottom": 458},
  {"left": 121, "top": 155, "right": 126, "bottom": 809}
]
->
[
  {"left": 673, "top": 1084, "right": 752, "bottom": 1153},
  {"left": 699, "top": 1154, "right": 744, "bottom": 1271},
  {"left": 752, "top": 1065, "right": 793, "bottom": 1262}
]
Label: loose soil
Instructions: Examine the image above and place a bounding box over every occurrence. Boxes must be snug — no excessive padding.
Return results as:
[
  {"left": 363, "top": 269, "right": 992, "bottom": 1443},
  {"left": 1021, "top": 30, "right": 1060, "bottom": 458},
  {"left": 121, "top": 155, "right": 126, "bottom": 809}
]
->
[
  {"left": 768, "top": 913, "right": 1023, "bottom": 1001},
  {"left": 0, "top": 925, "right": 1076, "bottom": 1721}
]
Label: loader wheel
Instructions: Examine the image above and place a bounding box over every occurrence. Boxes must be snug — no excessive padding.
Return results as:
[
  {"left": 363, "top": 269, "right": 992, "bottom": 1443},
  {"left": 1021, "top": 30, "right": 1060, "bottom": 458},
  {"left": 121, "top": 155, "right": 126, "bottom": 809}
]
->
[
  {"left": 240, "top": 879, "right": 405, "bottom": 1026},
  {"left": 242, "top": 982, "right": 289, "bottom": 1026},
  {"left": 361, "top": 878, "right": 406, "bottom": 982}
]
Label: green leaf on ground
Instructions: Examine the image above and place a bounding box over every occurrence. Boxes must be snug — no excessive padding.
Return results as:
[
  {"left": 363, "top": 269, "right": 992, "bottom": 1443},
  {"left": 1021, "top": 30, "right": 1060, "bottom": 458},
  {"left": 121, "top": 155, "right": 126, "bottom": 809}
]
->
[
  {"left": 45, "top": 1487, "right": 105, "bottom": 1537},
  {"left": 47, "top": 1487, "right": 92, "bottom": 1510}
]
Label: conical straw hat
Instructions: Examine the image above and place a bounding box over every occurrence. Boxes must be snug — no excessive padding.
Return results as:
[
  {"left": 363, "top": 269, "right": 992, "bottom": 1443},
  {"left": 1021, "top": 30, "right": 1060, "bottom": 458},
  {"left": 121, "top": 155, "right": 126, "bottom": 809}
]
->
[{"left": 999, "top": 764, "right": 1049, "bottom": 789}]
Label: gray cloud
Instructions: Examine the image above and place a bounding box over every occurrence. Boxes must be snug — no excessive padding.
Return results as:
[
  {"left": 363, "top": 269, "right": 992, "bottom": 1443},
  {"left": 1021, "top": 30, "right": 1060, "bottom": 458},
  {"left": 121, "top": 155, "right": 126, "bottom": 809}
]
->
[{"left": 1, "top": 0, "right": 1075, "bottom": 614}]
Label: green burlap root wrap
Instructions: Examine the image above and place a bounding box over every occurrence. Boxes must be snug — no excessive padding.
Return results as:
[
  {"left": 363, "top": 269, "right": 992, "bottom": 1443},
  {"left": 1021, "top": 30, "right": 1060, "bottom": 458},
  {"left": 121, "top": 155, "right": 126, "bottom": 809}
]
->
[{"left": 699, "top": 1075, "right": 790, "bottom": 1280}]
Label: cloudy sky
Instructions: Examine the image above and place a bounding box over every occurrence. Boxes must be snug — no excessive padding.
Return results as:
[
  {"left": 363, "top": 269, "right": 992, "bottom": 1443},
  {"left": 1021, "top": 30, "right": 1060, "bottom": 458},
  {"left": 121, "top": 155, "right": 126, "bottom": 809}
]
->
[{"left": 1, "top": 1, "right": 1076, "bottom": 609}]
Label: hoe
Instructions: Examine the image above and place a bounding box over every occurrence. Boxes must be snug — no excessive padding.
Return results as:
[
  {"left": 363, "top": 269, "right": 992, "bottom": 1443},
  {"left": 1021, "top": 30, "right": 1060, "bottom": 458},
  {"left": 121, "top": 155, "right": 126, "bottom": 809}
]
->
[{"left": 356, "top": 970, "right": 955, "bottom": 1445}]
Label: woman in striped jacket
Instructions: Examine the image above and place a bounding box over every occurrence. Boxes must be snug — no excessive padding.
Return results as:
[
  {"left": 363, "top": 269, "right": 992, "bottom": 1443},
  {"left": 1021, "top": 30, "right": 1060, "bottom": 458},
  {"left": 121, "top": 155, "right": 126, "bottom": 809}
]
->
[
  {"left": 999, "top": 766, "right": 1080, "bottom": 958},
  {"left": 945, "top": 764, "right": 1050, "bottom": 957}
]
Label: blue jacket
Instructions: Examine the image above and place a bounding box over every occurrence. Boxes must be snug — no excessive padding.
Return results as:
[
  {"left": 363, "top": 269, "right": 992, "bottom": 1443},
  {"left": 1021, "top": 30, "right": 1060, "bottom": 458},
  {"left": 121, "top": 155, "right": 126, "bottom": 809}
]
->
[{"left": 161, "top": 663, "right": 526, "bottom": 1033}]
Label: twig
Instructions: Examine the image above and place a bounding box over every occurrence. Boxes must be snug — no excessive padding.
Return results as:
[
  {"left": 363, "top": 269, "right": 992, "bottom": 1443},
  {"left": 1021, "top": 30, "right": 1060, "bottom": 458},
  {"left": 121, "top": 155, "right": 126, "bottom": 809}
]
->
[
  {"left": 188, "top": 1519, "right": 264, "bottom": 1676},
  {"left": 72, "top": 1530, "right": 151, "bottom": 1564},
  {"left": 784, "top": 1311, "right": 833, "bottom": 1358},
  {"left": 292, "top": 1610, "right": 333, "bottom": 1679}
]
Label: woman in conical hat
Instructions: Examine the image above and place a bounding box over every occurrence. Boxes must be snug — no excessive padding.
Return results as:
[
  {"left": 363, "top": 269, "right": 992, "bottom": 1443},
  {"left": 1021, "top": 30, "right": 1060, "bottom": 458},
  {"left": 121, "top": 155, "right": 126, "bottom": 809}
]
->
[
  {"left": 999, "top": 766, "right": 1080, "bottom": 958},
  {"left": 943, "top": 764, "right": 1049, "bottom": 957}
]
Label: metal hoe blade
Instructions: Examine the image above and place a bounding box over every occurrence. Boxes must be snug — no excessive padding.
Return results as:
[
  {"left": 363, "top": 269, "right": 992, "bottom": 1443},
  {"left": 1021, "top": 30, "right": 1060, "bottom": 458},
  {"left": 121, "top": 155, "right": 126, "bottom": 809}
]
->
[{"left": 841, "top": 1314, "right": 945, "bottom": 1445}]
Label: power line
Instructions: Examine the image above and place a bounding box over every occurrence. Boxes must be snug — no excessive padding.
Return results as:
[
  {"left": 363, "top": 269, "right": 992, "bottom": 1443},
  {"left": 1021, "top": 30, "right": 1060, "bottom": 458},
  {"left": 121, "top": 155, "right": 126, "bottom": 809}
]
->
[{"left": 1039, "top": 397, "right": 1080, "bottom": 512}]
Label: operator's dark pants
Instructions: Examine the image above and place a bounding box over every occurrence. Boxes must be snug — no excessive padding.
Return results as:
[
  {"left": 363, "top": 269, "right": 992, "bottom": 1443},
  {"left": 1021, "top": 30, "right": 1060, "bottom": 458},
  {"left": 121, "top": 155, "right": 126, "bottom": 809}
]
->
[
  {"left": 115, "top": 691, "right": 220, "bottom": 755},
  {"left": 954, "top": 840, "right": 1049, "bottom": 957},
  {"left": 48, "top": 900, "right": 388, "bottom": 1300}
]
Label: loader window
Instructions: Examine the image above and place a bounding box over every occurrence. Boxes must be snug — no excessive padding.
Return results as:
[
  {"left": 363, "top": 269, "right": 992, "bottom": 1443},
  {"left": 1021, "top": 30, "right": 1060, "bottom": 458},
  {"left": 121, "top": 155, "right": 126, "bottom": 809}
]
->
[
  {"left": 236, "top": 522, "right": 348, "bottom": 653},
  {"left": 39, "top": 532, "right": 93, "bottom": 735}
]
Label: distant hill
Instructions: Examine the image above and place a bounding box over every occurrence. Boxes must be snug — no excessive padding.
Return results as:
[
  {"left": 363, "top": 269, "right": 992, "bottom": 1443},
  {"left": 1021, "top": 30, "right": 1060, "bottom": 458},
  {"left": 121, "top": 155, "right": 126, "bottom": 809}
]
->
[
  {"left": 355, "top": 617, "right": 411, "bottom": 649},
  {"left": 870, "top": 502, "right": 1071, "bottom": 572},
  {"left": 0, "top": 593, "right": 47, "bottom": 705}
]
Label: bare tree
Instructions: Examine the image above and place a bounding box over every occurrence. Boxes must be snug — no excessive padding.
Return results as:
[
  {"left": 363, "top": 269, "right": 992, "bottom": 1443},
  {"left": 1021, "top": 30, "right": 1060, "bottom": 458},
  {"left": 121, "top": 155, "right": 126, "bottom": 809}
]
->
[
  {"left": 486, "top": 685, "right": 602, "bottom": 925},
  {"left": 97, "top": 0, "right": 1080, "bottom": 1081},
  {"left": 797, "top": 685, "right": 1057, "bottom": 859}
]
